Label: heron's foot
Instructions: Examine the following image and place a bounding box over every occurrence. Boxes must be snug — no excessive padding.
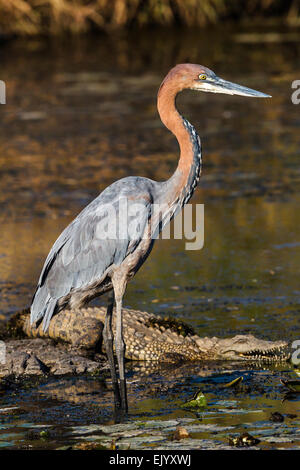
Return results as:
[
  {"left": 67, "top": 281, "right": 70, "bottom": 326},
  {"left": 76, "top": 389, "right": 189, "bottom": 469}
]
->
[
  {"left": 112, "top": 378, "right": 128, "bottom": 412},
  {"left": 119, "top": 379, "right": 128, "bottom": 412},
  {"left": 112, "top": 379, "right": 122, "bottom": 409}
]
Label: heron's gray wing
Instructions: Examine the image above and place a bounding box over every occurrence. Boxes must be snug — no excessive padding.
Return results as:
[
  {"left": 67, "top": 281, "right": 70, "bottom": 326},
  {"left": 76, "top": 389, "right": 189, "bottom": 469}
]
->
[{"left": 30, "top": 180, "right": 152, "bottom": 331}]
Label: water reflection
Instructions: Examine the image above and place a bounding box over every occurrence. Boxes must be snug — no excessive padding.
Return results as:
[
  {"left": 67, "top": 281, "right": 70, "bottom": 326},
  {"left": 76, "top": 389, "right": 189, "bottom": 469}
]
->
[{"left": 0, "top": 26, "right": 299, "bottom": 448}]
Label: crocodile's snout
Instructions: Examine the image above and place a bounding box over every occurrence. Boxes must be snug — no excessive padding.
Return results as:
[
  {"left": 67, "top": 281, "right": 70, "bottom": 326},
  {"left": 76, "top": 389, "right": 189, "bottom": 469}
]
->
[{"left": 217, "top": 335, "right": 289, "bottom": 363}]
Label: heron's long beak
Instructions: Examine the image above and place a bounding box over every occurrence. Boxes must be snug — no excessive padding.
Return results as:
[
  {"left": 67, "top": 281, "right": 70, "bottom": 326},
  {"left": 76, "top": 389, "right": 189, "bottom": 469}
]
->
[{"left": 194, "top": 76, "right": 271, "bottom": 98}]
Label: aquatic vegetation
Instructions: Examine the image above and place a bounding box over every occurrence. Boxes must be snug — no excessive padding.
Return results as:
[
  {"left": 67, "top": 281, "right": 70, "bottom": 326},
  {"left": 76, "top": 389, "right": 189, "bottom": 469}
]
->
[
  {"left": 281, "top": 380, "right": 300, "bottom": 393},
  {"left": 222, "top": 376, "right": 244, "bottom": 389},
  {"left": 181, "top": 390, "right": 207, "bottom": 410}
]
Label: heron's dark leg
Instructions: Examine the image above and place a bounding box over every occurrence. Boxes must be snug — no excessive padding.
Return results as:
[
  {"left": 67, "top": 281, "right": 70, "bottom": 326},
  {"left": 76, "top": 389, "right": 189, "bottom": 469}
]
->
[
  {"left": 113, "top": 277, "right": 128, "bottom": 412},
  {"left": 103, "top": 291, "right": 121, "bottom": 408},
  {"left": 115, "top": 295, "right": 128, "bottom": 411}
]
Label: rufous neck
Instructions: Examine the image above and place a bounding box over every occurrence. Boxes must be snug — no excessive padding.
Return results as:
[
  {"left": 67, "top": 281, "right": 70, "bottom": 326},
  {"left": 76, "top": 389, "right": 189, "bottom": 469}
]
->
[{"left": 157, "top": 82, "right": 194, "bottom": 177}]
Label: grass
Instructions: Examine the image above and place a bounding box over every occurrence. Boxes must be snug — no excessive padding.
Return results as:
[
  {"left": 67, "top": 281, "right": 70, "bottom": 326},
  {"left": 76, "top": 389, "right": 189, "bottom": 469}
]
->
[{"left": 0, "top": 0, "right": 299, "bottom": 35}]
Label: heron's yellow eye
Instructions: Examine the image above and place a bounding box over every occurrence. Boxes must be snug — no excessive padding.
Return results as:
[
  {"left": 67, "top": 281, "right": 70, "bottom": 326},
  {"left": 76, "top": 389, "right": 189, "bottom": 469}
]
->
[{"left": 199, "top": 74, "right": 207, "bottom": 80}]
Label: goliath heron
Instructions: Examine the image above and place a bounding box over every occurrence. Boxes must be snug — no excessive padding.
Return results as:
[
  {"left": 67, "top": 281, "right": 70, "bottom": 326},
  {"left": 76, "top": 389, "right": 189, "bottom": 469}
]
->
[{"left": 31, "top": 64, "right": 270, "bottom": 410}]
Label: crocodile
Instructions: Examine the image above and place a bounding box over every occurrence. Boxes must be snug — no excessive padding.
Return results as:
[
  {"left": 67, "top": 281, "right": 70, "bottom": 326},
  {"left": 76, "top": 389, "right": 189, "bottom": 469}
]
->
[{"left": 14, "top": 306, "right": 289, "bottom": 363}]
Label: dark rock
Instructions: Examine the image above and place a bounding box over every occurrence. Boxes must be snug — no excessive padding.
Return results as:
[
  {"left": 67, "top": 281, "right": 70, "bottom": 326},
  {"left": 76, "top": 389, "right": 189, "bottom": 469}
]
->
[
  {"left": 229, "top": 432, "right": 260, "bottom": 447},
  {"left": 172, "top": 426, "right": 190, "bottom": 440},
  {"left": 286, "top": 414, "right": 297, "bottom": 419},
  {"left": 0, "top": 338, "right": 106, "bottom": 378},
  {"left": 270, "top": 412, "right": 284, "bottom": 423}
]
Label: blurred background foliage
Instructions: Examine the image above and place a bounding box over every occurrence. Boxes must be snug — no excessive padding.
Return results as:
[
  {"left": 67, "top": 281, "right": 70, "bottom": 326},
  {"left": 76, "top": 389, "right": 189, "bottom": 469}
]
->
[{"left": 0, "top": 0, "right": 299, "bottom": 36}]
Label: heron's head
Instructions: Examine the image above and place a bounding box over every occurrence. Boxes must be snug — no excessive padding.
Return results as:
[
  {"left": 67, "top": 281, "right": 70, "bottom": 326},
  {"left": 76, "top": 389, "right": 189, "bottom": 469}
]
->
[{"left": 161, "top": 63, "right": 271, "bottom": 98}]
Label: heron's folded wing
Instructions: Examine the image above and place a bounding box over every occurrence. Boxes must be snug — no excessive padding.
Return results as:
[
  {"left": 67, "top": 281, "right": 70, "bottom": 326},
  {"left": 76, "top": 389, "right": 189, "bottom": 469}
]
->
[{"left": 30, "top": 185, "right": 152, "bottom": 330}]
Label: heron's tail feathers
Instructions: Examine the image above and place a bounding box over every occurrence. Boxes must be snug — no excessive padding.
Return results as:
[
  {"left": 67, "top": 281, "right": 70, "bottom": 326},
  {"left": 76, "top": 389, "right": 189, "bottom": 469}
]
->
[
  {"left": 30, "top": 288, "right": 57, "bottom": 333},
  {"left": 41, "top": 298, "right": 57, "bottom": 332}
]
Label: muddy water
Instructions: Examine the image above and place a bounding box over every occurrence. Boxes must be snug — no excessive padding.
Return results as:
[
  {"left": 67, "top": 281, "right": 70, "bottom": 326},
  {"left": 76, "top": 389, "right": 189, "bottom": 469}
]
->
[{"left": 0, "top": 26, "right": 299, "bottom": 449}]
